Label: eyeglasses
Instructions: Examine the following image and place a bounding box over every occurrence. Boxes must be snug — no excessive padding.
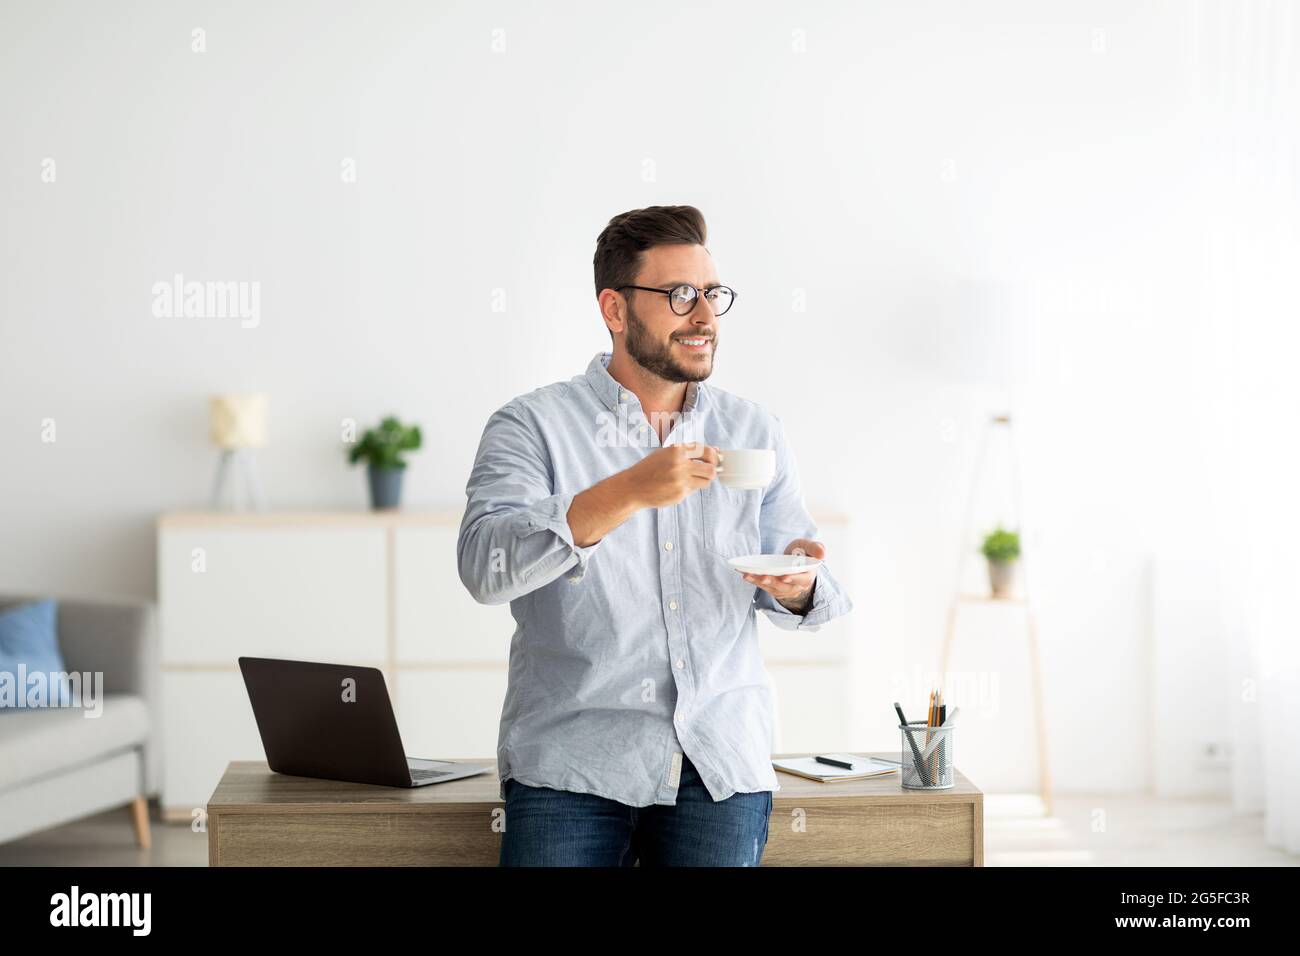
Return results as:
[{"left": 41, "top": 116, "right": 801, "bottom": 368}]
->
[{"left": 617, "top": 283, "right": 737, "bottom": 317}]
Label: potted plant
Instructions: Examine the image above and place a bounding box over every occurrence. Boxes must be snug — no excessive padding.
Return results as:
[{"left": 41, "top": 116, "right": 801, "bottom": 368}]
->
[
  {"left": 981, "top": 526, "right": 1021, "bottom": 599},
  {"left": 348, "top": 416, "right": 422, "bottom": 510}
]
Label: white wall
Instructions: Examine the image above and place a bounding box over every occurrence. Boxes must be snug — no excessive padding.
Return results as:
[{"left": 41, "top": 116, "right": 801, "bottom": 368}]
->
[{"left": 2, "top": 0, "right": 1288, "bottom": 793}]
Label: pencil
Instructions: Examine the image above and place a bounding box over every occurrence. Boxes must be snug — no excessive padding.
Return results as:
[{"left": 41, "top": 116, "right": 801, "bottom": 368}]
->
[
  {"left": 930, "top": 689, "right": 942, "bottom": 781},
  {"left": 925, "top": 690, "right": 935, "bottom": 783},
  {"left": 941, "top": 697, "right": 951, "bottom": 785}
]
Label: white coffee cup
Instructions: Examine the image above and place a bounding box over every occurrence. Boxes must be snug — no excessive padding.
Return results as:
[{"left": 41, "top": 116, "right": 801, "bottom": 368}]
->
[{"left": 716, "top": 448, "right": 776, "bottom": 490}]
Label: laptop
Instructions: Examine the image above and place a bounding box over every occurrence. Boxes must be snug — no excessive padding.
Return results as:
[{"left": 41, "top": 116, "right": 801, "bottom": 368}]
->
[{"left": 238, "top": 657, "right": 490, "bottom": 788}]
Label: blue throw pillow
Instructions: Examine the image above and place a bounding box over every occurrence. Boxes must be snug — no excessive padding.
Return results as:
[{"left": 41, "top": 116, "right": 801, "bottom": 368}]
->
[{"left": 0, "top": 599, "right": 66, "bottom": 709}]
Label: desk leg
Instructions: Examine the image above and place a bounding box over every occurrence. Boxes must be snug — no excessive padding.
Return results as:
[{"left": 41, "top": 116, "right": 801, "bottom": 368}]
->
[{"left": 208, "top": 812, "right": 220, "bottom": 867}]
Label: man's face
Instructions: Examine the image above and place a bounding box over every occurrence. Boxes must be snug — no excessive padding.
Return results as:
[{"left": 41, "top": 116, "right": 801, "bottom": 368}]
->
[{"left": 621, "top": 244, "right": 721, "bottom": 384}]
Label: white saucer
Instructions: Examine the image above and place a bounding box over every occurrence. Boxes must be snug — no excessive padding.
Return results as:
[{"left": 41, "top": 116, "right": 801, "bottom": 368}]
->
[{"left": 727, "top": 554, "right": 823, "bottom": 576}]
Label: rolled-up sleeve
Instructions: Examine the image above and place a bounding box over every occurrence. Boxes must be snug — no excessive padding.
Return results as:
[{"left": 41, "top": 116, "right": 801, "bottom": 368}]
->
[
  {"left": 754, "top": 416, "right": 854, "bottom": 632},
  {"left": 457, "top": 401, "right": 602, "bottom": 606}
]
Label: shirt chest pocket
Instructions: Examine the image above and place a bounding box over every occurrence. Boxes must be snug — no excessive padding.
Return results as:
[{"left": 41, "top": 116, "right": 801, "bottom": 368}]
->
[{"left": 700, "top": 482, "right": 762, "bottom": 558}]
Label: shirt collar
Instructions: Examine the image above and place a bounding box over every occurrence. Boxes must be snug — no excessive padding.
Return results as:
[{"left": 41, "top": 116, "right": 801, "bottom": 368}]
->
[{"left": 585, "top": 351, "right": 704, "bottom": 414}]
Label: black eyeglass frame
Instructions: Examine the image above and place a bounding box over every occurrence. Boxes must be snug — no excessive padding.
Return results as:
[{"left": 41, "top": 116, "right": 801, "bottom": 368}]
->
[{"left": 616, "top": 283, "right": 738, "bottom": 316}]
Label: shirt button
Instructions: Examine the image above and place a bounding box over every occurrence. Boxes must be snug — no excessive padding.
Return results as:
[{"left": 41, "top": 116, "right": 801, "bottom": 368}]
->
[
  {"left": 620, "top": 391, "right": 629, "bottom": 401},
  {"left": 668, "top": 600, "right": 678, "bottom": 610},
  {"left": 664, "top": 541, "right": 674, "bottom": 551},
  {"left": 675, "top": 713, "right": 684, "bottom": 724},
  {"left": 675, "top": 659, "right": 684, "bottom": 669}
]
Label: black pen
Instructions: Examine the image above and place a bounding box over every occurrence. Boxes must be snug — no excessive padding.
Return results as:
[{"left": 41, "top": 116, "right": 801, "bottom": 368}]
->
[
  {"left": 895, "top": 701, "right": 933, "bottom": 786},
  {"left": 814, "top": 755, "right": 854, "bottom": 770}
]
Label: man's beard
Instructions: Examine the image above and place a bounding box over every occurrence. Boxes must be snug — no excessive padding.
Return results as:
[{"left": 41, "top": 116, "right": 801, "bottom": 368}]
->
[{"left": 624, "top": 305, "right": 716, "bottom": 384}]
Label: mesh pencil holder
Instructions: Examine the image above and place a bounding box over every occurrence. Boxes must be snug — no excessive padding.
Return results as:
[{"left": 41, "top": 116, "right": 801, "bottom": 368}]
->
[{"left": 899, "top": 721, "right": 954, "bottom": 790}]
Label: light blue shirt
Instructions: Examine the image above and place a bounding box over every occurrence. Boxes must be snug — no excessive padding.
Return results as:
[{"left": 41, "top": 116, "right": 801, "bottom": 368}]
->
[{"left": 457, "top": 352, "right": 853, "bottom": 807}]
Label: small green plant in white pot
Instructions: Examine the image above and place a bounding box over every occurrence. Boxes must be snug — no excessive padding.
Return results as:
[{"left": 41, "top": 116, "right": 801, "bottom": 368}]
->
[
  {"left": 981, "top": 526, "right": 1021, "bottom": 599},
  {"left": 348, "top": 416, "right": 422, "bottom": 510}
]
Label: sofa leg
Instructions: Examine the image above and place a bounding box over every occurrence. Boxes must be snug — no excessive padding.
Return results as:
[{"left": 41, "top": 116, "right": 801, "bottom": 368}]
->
[{"left": 131, "top": 797, "right": 152, "bottom": 850}]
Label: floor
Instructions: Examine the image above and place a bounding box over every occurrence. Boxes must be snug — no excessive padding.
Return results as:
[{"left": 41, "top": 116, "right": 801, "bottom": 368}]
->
[
  {"left": 0, "top": 803, "right": 208, "bottom": 867},
  {"left": 983, "top": 794, "right": 1300, "bottom": 866},
  {"left": 0, "top": 795, "right": 1296, "bottom": 866}
]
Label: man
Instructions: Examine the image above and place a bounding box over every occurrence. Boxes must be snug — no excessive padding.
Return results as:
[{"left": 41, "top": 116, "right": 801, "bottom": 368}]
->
[{"left": 457, "top": 205, "right": 853, "bottom": 866}]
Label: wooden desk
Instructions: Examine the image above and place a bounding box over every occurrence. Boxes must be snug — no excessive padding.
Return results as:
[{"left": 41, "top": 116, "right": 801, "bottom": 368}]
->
[{"left": 207, "top": 753, "right": 983, "bottom": 866}]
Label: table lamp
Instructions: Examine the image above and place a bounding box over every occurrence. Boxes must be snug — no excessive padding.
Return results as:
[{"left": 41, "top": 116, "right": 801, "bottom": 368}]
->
[{"left": 209, "top": 393, "right": 268, "bottom": 511}]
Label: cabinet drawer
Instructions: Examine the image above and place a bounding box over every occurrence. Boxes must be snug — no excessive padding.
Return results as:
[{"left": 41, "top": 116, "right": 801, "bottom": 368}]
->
[
  {"left": 163, "top": 671, "right": 266, "bottom": 816},
  {"left": 159, "top": 527, "right": 387, "bottom": 664},
  {"left": 394, "top": 527, "right": 512, "bottom": 664},
  {"left": 764, "top": 802, "right": 976, "bottom": 866},
  {"left": 394, "top": 669, "right": 508, "bottom": 760}
]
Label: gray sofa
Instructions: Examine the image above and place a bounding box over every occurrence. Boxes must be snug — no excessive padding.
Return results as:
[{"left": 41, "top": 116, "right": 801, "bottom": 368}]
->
[{"left": 0, "top": 594, "right": 159, "bottom": 847}]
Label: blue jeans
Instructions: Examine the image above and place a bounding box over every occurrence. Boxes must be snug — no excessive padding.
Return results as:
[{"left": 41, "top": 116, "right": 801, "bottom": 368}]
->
[{"left": 500, "top": 755, "right": 774, "bottom": 866}]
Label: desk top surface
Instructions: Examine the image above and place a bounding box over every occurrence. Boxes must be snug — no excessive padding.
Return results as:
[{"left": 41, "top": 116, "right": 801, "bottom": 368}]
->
[{"left": 208, "top": 754, "right": 981, "bottom": 812}]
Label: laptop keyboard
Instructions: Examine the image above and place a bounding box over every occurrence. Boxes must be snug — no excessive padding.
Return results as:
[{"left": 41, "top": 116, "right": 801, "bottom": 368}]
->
[{"left": 410, "top": 768, "right": 454, "bottom": 781}]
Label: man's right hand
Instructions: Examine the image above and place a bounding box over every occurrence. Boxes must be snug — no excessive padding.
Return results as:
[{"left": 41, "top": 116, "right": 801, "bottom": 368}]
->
[
  {"left": 622, "top": 442, "right": 720, "bottom": 509},
  {"left": 567, "top": 443, "right": 719, "bottom": 548}
]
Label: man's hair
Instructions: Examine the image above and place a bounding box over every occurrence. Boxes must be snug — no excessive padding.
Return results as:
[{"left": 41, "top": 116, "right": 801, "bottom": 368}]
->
[{"left": 593, "top": 205, "right": 708, "bottom": 297}]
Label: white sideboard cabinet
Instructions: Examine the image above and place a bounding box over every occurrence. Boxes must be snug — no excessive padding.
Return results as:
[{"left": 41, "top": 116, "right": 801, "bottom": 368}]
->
[{"left": 157, "top": 510, "right": 856, "bottom": 819}]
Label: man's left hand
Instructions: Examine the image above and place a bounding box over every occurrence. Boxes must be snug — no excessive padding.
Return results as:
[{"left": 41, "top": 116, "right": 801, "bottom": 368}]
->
[{"left": 739, "top": 538, "right": 824, "bottom": 614}]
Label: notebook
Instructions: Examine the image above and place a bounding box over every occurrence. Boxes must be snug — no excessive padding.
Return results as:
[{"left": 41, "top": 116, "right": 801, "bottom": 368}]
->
[{"left": 772, "top": 753, "right": 901, "bottom": 783}]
